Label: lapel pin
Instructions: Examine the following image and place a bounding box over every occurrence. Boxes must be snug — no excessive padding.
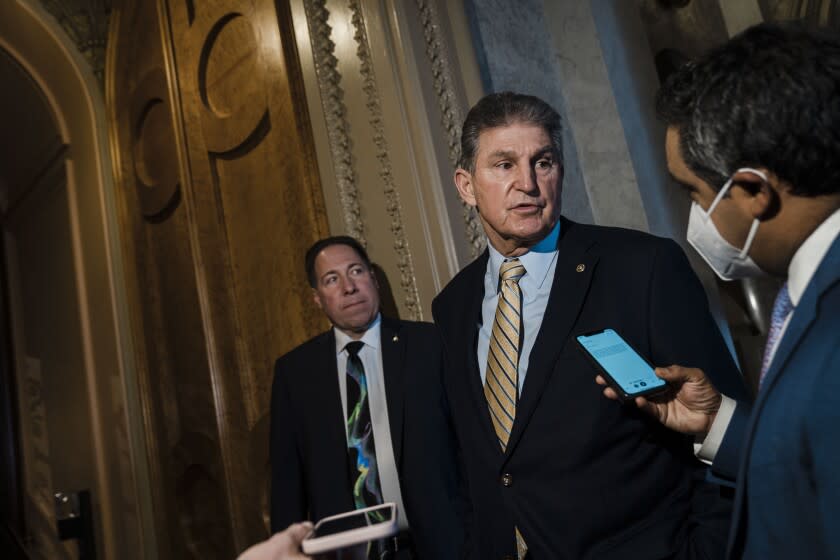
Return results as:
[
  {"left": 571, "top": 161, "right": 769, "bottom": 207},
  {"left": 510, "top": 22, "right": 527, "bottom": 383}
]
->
[
  {"left": 392, "top": 334, "right": 399, "bottom": 342},
  {"left": 576, "top": 264, "right": 586, "bottom": 273}
]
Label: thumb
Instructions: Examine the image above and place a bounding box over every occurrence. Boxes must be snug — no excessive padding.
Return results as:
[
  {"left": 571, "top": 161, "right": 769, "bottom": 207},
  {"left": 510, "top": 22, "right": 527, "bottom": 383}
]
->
[
  {"left": 284, "top": 522, "right": 313, "bottom": 544},
  {"left": 654, "top": 365, "right": 700, "bottom": 383}
]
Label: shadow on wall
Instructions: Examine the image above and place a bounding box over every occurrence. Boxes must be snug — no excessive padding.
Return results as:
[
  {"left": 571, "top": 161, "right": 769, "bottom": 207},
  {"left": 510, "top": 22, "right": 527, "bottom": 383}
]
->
[{"left": 373, "top": 264, "right": 400, "bottom": 320}]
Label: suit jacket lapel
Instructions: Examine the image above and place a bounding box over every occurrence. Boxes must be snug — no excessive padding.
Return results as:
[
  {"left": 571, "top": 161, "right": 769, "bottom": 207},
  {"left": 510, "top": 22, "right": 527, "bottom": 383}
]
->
[
  {"left": 756, "top": 236, "right": 840, "bottom": 398},
  {"left": 316, "top": 330, "right": 355, "bottom": 491},
  {"left": 380, "top": 317, "right": 406, "bottom": 466},
  {"left": 505, "top": 218, "right": 598, "bottom": 459},
  {"left": 448, "top": 251, "right": 502, "bottom": 452},
  {"left": 728, "top": 237, "right": 840, "bottom": 557},
  {"left": 728, "top": 294, "right": 818, "bottom": 552}
]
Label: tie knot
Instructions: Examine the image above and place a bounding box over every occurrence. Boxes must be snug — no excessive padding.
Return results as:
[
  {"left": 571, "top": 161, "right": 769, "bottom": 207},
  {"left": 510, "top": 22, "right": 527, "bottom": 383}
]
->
[
  {"left": 345, "top": 341, "right": 364, "bottom": 357},
  {"left": 500, "top": 259, "right": 526, "bottom": 283}
]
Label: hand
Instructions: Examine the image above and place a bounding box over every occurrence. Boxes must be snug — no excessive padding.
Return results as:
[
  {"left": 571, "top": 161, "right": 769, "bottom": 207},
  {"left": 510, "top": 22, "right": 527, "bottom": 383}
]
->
[
  {"left": 596, "top": 365, "right": 722, "bottom": 435},
  {"left": 237, "top": 522, "right": 313, "bottom": 560}
]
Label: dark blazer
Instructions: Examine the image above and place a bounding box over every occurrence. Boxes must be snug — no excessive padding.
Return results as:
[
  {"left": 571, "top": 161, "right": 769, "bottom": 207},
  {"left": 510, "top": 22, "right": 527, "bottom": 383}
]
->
[
  {"left": 432, "top": 217, "right": 749, "bottom": 560},
  {"left": 270, "top": 316, "right": 463, "bottom": 559},
  {"left": 713, "top": 236, "right": 840, "bottom": 560}
]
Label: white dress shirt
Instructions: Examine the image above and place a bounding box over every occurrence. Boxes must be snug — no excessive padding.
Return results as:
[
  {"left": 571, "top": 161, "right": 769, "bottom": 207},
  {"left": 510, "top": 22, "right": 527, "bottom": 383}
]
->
[
  {"left": 334, "top": 315, "right": 409, "bottom": 529},
  {"left": 697, "top": 208, "right": 840, "bottom": 462},
  {"left": 477, "top": 222, "right": 560, "bottom": 394}
]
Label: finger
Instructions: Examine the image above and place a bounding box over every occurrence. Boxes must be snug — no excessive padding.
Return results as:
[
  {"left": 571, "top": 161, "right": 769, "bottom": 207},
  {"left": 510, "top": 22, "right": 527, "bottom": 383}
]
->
[
  {"left": 602, "top": 386, "right": 620, "bottom": 400},
  {"left": 595, "top": 375, "right": 607, "bottom": 386},
  {"left": 635, "top": 396, "right": 661, "bottom": 418}
]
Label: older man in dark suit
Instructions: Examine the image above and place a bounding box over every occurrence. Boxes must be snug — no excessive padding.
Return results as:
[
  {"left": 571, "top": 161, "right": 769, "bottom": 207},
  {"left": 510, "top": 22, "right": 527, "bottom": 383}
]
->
[
  {"left": 271, "top": 236, "right": 462, "bottom": 559},
  {"left": 432, "top": 92, "right": 748, "bottom": 559}
]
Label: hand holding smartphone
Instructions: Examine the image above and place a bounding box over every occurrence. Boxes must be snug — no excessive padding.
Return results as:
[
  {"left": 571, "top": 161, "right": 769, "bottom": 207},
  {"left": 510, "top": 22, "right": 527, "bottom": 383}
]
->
[
  {"left": 576, "top": 328, "right": 667, "bottom": 401},
  {"left": 301, "top": 503, "right": 397, "bottom": 556}
]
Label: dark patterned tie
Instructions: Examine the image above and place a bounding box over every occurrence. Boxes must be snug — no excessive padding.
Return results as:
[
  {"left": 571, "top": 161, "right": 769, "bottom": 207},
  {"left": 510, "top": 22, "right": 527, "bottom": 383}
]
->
[{"left": 345, "top": 341, "right": 385, "bottom": 514}]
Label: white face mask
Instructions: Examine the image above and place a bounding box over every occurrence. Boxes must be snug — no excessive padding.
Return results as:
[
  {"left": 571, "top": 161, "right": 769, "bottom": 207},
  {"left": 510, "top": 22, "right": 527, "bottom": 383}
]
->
[{"left": 687, "top": 167, "right": 766, "bottom": 281}]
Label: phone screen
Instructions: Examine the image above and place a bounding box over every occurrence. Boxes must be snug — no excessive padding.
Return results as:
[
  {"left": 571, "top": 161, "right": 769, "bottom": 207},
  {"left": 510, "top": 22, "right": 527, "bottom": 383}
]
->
[
  {"left": 311, "top": 504, "right": 394, "bottom": 539},
  {"left": 577, "top": 329, "right": 666, "bottom": 395}
]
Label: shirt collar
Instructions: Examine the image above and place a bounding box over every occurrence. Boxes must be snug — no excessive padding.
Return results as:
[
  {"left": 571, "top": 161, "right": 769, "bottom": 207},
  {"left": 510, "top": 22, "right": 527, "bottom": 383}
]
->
[
  {"left": 334, "top": 313, "right": 382, "bottom": 354},
  {"left": 787, "top": 207, "right": 840, "bottom": 306},
  {"left": 487, "top": 221, "right": 560, "bottom": 293}
]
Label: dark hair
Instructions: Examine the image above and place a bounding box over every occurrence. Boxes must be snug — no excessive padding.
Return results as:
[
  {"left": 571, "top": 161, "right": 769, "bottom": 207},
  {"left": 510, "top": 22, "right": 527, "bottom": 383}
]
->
[
  {"left": 459, "top": 92, "right": 563, "bottom": 172},
  {"left": 305, "top": 236, "right": 371, "bottom": 287},
  {"left": 656, "top": 22, "right": 840, "bottom": 197}
]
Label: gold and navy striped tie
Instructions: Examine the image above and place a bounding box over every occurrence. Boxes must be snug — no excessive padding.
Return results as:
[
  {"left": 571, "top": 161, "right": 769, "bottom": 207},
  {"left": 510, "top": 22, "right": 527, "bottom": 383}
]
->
[{"left": 485, "top": 258, "right": 528, "bottom": 559}]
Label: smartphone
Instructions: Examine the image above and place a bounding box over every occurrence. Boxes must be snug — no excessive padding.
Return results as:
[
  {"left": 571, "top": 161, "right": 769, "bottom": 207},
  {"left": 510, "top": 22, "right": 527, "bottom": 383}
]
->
[
  {"left": 576, "top": 328, "right": 667, "bottom": 400},
  {"left": 301, "top": 502, "right": 398, "bottom": 555}
]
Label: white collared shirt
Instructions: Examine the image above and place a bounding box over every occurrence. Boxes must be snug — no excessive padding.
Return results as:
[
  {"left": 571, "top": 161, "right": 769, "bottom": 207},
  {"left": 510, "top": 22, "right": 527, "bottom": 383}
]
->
[
  {"left": 477, "top": 222, "right": 561, "bottom": 394},
  {"left": 334, "top": 315, "right": 409, "bottom": 529},
  {"left": 697, "top": 208, "right": 840, "bottom": 462}
]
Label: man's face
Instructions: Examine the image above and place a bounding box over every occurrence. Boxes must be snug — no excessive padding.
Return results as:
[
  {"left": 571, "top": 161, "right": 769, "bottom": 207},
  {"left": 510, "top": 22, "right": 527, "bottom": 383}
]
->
[
  {"left": 455, "top": 122, "right": 563, "bottom": 256},
  {"left": 665, "top": 126, "right": 756, "bottom": 251},
  {"left": 311, "top": 244, "right": 380, "bottom": 339}
]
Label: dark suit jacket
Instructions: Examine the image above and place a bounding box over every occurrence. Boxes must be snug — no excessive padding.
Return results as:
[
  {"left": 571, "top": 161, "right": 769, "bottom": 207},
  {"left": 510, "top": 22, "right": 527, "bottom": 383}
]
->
[
  {"left": 713, "top": 236, "right": 840, "bottom": 560},
  {"left": 270, "top": 316, "right": 463, "bottom": 559},
  {"left": 432, "top": 217, "right": 749, "bottom": 560}
]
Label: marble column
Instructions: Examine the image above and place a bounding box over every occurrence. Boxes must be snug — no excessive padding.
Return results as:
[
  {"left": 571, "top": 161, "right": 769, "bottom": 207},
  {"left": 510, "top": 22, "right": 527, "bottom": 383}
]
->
[{"left": 464, "top": 0, "right": 595, "bottom": 226}]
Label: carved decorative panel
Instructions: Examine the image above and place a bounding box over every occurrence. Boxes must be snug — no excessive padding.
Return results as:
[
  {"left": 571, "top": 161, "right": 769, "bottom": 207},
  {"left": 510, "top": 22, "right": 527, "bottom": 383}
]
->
[
  {"left": 162, "top": 0, "right": 329, "bottom": 547},
  {"left": 129, "top": 69, "right": 181, "bottom": 220},
  {"left": 108, "top": 0, "right": 328, "bottom": 555},
  {"left": 109, "top": 2, "right": 231, "bottom": 557}
]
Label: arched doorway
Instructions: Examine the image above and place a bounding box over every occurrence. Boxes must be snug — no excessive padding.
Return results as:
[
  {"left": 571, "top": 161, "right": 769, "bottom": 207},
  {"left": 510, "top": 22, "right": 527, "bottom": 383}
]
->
[{"left": 0, "top": 1, "right": 152, "bottom": 558}]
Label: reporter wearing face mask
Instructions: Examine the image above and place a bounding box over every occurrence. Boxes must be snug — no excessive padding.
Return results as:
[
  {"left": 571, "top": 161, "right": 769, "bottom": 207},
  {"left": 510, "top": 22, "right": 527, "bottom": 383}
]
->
[{"left": 597, "top": 23, "right": 840, "bottom": 560}]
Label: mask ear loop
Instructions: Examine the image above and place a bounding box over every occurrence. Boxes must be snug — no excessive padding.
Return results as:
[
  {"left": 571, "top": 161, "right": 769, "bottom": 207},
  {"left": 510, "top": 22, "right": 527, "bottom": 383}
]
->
[
  {"left": 707, "top": 167, "right": 769, "bottom": 217},
  {"left": 730, "top": 167, "right": 768, "bottom": 259},
  {"left": 738, "top": 218, "right": 760, "bottom": 259},
  {"left": 721, "top": 167, "right": 767, "bottom": 259},
  {"left": 706, "top": 177, "right": 734, "bottom": 216}
]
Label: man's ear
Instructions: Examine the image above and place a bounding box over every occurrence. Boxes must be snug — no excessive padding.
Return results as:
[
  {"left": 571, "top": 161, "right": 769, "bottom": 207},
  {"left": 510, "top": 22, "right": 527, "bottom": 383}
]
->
[
  {"left": 454, "top": 168, "right": 477, "bottom": 206},
  {"left": 311, "top": 287, "right": 323, "bottom": 310},
  {"left": 731, "top": 168, "right": 779, "bottom": 220}
]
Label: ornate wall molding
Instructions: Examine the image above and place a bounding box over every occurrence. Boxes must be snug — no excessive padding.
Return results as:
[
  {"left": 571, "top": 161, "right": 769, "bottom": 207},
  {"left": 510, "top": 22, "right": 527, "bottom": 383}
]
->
[
  {"left": 20, "top": 356, "right": 64, "bottom": 558},
  {"left": 302, "top": 0, "right": 366, "bottom": 244},
  {"left": 414, "top": 0, "right": 485, "bottom": 259},
  {"left": 348, "top": 0, "right": 421, "bottom": 320},
  {"left": 40, "top": 0, "right": 111, "bottom": 85}
]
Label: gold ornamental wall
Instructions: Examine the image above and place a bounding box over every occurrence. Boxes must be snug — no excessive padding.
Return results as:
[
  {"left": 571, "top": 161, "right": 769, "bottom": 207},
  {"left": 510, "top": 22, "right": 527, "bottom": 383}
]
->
[
  {"left": 107, "top": 0, "right": 330, "bottom": 556},
  {"left": 106, "top": 0, "right": 482, "bottom": 557}
]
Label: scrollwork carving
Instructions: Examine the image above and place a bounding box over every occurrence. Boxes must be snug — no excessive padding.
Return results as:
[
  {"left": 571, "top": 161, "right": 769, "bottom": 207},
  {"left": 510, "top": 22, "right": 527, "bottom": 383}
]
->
[
  {"left": 130, "top": 69, "right": 181, "bottom": 221},
  {"left": 40, "top": 0, "right": 111, "bottom": 85},
  {"left": 414, "top": 0, "right": 485, "bottom": 259},
  {"left": 302, "top": 0, "right": 366, "bottom": 244},
  {"left": 349, "top": 0, "right": 421, "bottom": 320}
]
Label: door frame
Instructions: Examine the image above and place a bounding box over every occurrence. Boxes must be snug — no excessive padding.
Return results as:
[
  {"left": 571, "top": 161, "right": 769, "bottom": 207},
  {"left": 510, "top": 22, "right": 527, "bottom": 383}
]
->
[{"left": 0, "top": 1, "right": 155, "bottom": 557}]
